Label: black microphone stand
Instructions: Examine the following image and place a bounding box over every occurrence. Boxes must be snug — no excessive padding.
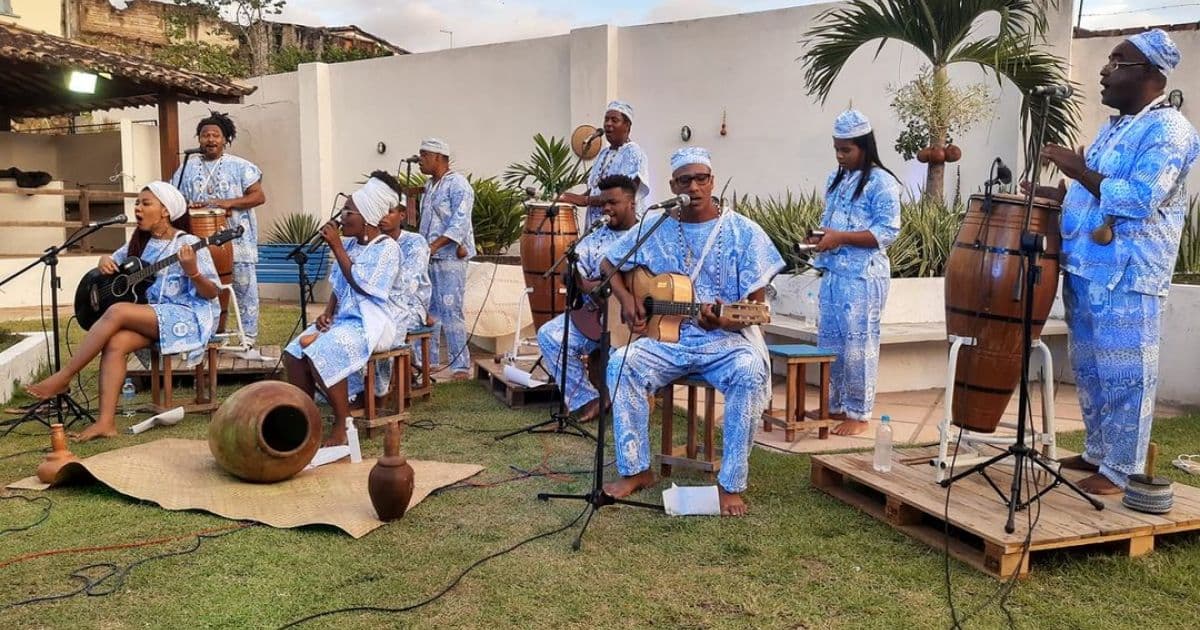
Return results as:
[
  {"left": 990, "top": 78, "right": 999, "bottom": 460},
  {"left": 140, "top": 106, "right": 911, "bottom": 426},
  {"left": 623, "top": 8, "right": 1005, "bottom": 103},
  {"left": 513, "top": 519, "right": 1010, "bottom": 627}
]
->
[
  {"left": 0, "top": 225, "right": 107, "bottom": 434},
  {"left": 940, "top": 95, "right": 1103, "bottom": 533},
  {"left": 286, "top": 193, "right": 345, "bottom": 330},
  {"left": 537, "top": 207, "right": 675, "bottom": 550}
]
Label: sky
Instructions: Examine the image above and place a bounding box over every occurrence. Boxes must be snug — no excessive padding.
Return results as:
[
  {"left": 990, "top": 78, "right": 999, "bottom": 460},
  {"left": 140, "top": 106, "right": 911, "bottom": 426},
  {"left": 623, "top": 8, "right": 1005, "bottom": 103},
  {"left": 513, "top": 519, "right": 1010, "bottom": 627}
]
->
[{"left": 260, "top": 1, "right": 1200, "bottom": 52}]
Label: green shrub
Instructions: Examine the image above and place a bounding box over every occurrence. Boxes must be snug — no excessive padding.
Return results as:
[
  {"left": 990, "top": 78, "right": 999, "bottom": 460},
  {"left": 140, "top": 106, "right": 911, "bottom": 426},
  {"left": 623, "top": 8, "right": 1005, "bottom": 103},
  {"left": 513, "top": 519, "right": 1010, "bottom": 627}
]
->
[
  {"left": 733, "top": 191, "right": 823, "bottom": 273},
  {"left": 1175, "top": 196, "right": 1200, "bottom": 279},
  {"left": 468, "top": 176, "right": 526, "bottom": 255},
  {"left": 265, "top": 212, "right": 322, "bottom": 244},
  {"left": 502, "top": 134, "right": 586, "bottom": 200}
]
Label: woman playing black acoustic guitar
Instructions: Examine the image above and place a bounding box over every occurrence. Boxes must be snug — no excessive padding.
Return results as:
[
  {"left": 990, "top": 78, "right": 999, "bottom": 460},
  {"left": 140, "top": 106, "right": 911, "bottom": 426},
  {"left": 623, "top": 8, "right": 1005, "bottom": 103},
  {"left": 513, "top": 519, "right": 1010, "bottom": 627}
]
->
[{"left": 26, "top": 182, "right": 221, "bottom": 441}]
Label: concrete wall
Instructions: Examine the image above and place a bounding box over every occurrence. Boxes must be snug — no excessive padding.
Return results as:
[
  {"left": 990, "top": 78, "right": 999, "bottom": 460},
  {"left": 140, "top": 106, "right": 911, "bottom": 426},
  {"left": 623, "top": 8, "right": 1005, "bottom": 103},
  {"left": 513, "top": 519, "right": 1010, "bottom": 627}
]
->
[
  {"left": 2, "top": 0, "right": 63, "bottom": 35},
  {"left": 1159, "top": 284, "right": 1200, "bottom": 407}
]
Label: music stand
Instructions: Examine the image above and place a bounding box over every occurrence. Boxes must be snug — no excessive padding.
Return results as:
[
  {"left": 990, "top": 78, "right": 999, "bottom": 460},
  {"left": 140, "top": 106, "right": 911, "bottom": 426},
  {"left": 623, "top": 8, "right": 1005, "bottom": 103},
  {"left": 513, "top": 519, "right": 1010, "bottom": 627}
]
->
[
  {"left": 0, "top": 227, "right": 103, "bottom": 435},
  {"left": 537, "top": 207, "right": 676, "bottom": 550},
  {"left": 939, "top": 95, "right": 1103, "bottom": 533}
]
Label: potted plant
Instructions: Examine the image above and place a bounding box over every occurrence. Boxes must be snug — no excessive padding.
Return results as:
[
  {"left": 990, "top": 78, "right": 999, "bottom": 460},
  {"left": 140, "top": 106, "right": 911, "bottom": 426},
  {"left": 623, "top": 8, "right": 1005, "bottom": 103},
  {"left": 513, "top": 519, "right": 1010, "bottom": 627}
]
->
[
  {"left": 502, "top": 134, "right": 587, "bottom": 200},
  {"left": 469, "top": 175, "right": 526, "bottom": 264},
  {"left": 258, "top": 212, "right": 331, "bottom": 286}
]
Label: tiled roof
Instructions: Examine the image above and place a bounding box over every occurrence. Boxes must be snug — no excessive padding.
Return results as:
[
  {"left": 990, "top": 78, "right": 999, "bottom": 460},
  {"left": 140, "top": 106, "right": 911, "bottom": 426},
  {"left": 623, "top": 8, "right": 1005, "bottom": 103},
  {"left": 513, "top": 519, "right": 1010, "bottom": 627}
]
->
[{"left": 0, "top": 21, "right": 255, "bottom": 117}]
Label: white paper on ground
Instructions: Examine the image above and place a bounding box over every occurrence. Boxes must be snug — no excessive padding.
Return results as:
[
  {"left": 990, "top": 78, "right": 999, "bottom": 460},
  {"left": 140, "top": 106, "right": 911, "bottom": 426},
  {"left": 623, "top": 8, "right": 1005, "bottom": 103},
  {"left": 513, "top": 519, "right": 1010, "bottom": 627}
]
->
[
  {"left": 662, "top": 483, "right": 721, "bottom": 516},
  {"left": 503, "top": 364, "right": 547, "bottom": 388}
]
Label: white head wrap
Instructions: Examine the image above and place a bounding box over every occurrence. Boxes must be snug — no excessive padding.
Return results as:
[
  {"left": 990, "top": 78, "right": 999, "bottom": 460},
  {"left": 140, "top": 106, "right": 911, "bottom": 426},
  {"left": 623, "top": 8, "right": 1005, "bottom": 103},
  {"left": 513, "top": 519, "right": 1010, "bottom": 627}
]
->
[
  {"left": 833, "top": 110, "right": 872, "bottom": 139},
  {"left": 670, "top": 147, "right": 711, "bottom": 173},
  {"left": 352, "top": 177, "right": 400, "bottom": 227},
  {"left": 607, "top": 100, "right": 634, "bottom": 123},
  {"left": 1128, "top": 28, "right": 1181, "bottom": 76},
  {"left": 145, "top": 181, "right": 186, "bottom": 222},
  {"left": 420, "top": 137, "right": 451, "bottom": 156}
]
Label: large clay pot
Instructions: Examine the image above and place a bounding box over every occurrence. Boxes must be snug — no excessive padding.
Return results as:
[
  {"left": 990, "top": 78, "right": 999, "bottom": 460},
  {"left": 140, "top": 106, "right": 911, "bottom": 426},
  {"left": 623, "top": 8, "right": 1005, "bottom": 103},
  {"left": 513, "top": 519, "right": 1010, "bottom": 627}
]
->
[
  {"left": 36, "top": 424, "right": 79, "bottom": 484},
  {"left": 368, "top": 423, "right": 415, "bottom": 520},
  {"left": 208, "top": 381, "right": 322, "bottom": 483}
]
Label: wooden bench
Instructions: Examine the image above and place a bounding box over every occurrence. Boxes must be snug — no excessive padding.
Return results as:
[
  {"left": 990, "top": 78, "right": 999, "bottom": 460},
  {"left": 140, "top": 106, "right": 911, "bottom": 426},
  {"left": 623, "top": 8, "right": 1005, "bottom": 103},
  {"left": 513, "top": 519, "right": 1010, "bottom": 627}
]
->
[
  {"left": 406, "top": 325, "right": 434, "bottom": 403},
  {"left": 351, "top": 346, "right": 411, "bottom": 438},
  {"left": 147, "top": 342, "right": 221, "bottom": 415},
  {"left": 762, "top": 344, "right": 837, "bottom": 442},
  {"left": 658, "top": 375, "right": 720, "bottom": 479}
]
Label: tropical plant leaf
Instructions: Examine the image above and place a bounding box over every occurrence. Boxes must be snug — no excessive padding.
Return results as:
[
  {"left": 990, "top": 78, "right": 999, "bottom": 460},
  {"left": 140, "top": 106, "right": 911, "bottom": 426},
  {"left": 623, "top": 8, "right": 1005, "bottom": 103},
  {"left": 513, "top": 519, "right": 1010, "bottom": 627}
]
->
[
  {"left": 265, "top": 212, "right": 321, "bottom": 244},
  {"left": 502, "top": 134, "right": 586, "bottom": 200},
  {"left": 468, "top": 176, "right": 526, "bottom": 255},
  {"left": 1176, "top": 196, "right": 1200, "bottom": 277}
]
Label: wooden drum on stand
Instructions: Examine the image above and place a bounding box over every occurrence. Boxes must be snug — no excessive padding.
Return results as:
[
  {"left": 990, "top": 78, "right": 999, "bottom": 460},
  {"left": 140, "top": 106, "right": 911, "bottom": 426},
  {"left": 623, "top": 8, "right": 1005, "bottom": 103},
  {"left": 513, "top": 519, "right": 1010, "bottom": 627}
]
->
[
  {"left": 945, "top": 193, "right": 1062, "bottom": 434},
  {"left": 190, "top": 209, "right": 234, "bottom": 331},
  {"left": 519, "top": 202, "right": 579, "bottom": 329}
]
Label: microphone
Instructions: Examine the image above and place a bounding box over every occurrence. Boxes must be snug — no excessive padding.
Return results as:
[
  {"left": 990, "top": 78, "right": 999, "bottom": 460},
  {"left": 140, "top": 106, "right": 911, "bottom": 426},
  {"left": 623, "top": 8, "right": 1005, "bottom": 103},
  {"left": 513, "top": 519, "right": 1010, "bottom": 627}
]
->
[
  {"left": 589, "top": 217, "right": 609, "bottom": 232},
  {"left": 89, "top": 215, "right": 128, "bottom": 228},
  {"left": 182, "top": 148, "right": 203, "bottom": 155},
  {"left": 524, "top": 186, "right": 538, "bottom": 199},
  {"left": 583, "top": 126, "right": 604, "bottom": 148},
  {"left": 399, "top": 155, "right": 420, "bottom": 164},
  {"left": 646, "top": 194, "right": 690, "bottom": 211},
  {"left": 1031, "top": 84, "right": 1073, "bottom": 99},
  {"left": 306, "top": 212, "right": 344, "bottom": 253},
  {"left": 985, "top": 158, "right": 1013, "bottom": 186}
]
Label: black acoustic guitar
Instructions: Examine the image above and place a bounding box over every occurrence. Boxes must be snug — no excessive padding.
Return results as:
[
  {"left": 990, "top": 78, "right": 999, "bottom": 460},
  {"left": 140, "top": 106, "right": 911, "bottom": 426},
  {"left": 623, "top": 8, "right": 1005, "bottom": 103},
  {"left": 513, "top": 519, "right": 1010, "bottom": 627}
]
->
[{"left": 74, "top": 226, "right": 243, "bottom": 330}]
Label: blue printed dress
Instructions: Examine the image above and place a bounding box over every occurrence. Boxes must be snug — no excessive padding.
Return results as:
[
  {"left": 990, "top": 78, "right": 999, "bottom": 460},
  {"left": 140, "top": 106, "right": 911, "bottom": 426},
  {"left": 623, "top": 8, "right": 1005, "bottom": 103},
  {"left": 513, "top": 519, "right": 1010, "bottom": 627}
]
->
[
  {"left": 606, "top": 208, "right": 785, "bottom": 493},
  {"left": 112, "top": 233, "right": 220, "bottom": 367},
  {"left": 172, "top": 153, "right": 263, "bottom": 341},
  {"left": 1060, "top": 103, "right": 1199, "bottom": 487},
  {"left": 583, "top": 142, "right": 650, "bottom": 228},
  {"left": 419, "top": 171, "right": 475, "bottom": 372},
  {"left": 813, "top": 168, "right": 901, "bottom": 421},
  {"left": 349, "top": 231, "right": 432, "bottom": 398},
  {"left": 285, "top": 236, "right": 401, "bottom": 387},
  {"left": 536, "top": 223, "right": 634, "bottom": 413}
]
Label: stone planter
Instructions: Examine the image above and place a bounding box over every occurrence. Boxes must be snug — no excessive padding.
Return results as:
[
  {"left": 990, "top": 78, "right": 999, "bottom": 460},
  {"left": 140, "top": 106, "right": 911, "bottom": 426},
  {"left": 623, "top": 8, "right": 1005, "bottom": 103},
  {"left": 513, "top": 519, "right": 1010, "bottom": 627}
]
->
[{"left": 0, "top": 332, "right": 49, "bottom": 405}]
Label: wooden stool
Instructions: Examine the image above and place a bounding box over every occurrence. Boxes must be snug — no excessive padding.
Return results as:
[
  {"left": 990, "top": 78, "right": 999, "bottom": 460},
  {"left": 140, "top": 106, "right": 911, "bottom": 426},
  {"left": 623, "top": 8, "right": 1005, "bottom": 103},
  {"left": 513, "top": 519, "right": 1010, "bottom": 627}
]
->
[
  {"left": 762, "top": 344, "right": 837, "bottom": 441},
  {"left": 406, "top": 326, "right": 434, "bottom": 403},
  {"left": 148, "top": 342, "right": 220, "bottom": 414},
  {"left": 352, "top": 346, "right": 411, "bottom": 437},
  {"left": 658, "top": 375, "right": 721, "bottom": 479}
]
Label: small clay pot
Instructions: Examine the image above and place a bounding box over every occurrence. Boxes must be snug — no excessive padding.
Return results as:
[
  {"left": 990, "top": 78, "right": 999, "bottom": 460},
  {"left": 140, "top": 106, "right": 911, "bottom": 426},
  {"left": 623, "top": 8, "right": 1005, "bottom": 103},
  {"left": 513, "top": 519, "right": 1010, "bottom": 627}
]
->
[
  {"left": 944, "top": 144, "right": 962, "bottom": 163},
  {"left": 36, "top": 424, "right": 79, "bottom": 484},
  {"left": 368, "top": 423, "right": 415, "bottom": 521}
]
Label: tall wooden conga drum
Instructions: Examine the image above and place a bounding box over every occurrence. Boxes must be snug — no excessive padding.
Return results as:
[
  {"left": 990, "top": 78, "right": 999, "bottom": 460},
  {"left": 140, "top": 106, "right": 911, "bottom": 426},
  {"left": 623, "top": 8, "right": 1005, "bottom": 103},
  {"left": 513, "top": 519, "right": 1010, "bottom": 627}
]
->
[
  {"left": 945, "top": 193, "right": 1061, "bottom": 433},
  {"left": 519, "top": 202, "right": 579, "bottom": 328},
  {"left": 190, "top": 209, "right": 234, "bottom": 331}
]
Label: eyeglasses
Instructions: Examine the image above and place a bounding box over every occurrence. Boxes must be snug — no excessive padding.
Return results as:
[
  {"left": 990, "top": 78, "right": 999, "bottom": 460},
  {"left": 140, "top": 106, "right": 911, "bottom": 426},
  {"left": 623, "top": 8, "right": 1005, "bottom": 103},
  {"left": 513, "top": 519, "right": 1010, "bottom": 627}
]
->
[
  {"left": 672, "top": 173, "right": 712, "bottom": 186},
  {"left": 1104, "top": 60, "right": 1154, "bottom": 71}
]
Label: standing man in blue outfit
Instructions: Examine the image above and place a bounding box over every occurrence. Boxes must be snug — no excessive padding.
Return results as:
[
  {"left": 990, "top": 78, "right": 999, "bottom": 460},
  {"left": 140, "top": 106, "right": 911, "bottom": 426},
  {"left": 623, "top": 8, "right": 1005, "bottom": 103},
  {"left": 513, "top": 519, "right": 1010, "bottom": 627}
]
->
[
  {"left": 1031, "top": 29, "right": 1199, "bottom": 494},
  {"left": 173, "top": 111, "right": 266, "bottom": 360},
  {"left": 559, "top": 100, "right": 650, "bottom": 230},
  {"left": 536, "top": 174, "right": 641, "bottom": 424},
  {"left": 417, "top": 138, "right": 476, "bottom": 381},
  {"left": 601, "top": 148, "right": 785, "bottom": 516},
  {"left": 809, "top": 110, "right": 901, "bottom": 436}
]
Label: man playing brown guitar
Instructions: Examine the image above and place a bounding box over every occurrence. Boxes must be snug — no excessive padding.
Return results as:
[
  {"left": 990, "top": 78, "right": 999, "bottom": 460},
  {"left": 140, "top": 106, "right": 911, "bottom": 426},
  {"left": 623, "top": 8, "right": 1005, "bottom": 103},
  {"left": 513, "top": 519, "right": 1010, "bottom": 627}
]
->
[{"left": 600, "top": 147, "right": 785, "bottom": 516}]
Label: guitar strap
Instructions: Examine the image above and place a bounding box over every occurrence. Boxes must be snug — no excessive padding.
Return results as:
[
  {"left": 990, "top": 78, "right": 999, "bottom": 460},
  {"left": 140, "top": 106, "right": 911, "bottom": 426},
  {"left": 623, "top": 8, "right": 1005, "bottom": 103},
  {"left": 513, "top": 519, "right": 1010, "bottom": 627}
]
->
[{"left": 688, "top": 207, "right": 729, "bottom": 285}]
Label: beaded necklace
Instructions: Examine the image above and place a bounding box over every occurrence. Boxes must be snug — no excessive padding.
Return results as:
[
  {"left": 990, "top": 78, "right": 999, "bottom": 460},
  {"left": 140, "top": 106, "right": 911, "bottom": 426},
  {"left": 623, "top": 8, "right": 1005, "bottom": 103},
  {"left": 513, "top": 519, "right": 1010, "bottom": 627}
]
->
[{"left": 676, "top": 202, "right": 726, "bottom": 288}]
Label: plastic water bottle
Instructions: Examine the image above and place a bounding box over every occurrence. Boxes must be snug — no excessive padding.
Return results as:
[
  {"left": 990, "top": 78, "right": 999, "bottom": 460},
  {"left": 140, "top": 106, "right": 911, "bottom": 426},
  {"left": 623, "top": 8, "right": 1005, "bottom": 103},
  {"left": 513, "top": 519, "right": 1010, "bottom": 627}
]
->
[
  {"left": 873, "top": 415, "right": 893, "bottom": 473},
  {"left": 121, "top": 378, "right": 136, "bottom": 418}
]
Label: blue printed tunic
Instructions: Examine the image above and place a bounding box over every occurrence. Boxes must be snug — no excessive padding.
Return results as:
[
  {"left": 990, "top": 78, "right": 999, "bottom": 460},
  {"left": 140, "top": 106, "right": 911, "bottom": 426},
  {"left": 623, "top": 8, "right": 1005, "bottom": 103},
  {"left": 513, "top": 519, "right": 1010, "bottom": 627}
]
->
[
  {"left": 584, "top": 142, "right": 650, "bottom": 227},
  {"left": 112, "top": 233, "right": 220, "bottom": 367},
  {"left": 172, "top": 154, "right": 263, "bottom": 264},
  {"left": 812, "top": 169, "right": 901, "bottom": 279},
  {"left": 419, "top": 171, "right": 476, "bottom": 260},
  {"left": 285, "top": 236, "right": 400, "bottom": 387}
]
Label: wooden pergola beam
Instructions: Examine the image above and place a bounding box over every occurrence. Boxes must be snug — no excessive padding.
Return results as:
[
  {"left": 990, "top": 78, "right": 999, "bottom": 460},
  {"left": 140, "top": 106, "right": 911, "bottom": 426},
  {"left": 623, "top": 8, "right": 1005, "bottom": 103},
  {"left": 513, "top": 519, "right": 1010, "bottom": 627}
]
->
[{"left": 158, "top": 94, "right": 180, "bottom": 180}]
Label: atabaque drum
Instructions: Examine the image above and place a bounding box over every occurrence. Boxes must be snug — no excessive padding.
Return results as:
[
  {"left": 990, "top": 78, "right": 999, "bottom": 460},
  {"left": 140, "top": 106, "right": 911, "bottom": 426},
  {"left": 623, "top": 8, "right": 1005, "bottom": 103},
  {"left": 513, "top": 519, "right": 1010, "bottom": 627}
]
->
[
  {"left": 519, "top": 202, "right": 579, "bottom": 329},
  {"left": 944, "top": 193, "right": 1061, "bottom": 433},
  {"left": 190, "top": 209, "right": 234, "bottom": 331}
]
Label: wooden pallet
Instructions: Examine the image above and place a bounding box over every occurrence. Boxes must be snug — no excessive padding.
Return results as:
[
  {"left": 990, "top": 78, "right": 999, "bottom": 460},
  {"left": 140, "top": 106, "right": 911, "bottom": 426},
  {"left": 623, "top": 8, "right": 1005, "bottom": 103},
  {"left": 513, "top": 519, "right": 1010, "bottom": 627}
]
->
[
  {"left": 126, "top": 344, "right": 283, "bottom": 386},
  {"left": 811, "top": 445, "right": 1200, "bottom": 578},
  {"left": 473, "top": 358, "right": 559, "bottom": 408}
]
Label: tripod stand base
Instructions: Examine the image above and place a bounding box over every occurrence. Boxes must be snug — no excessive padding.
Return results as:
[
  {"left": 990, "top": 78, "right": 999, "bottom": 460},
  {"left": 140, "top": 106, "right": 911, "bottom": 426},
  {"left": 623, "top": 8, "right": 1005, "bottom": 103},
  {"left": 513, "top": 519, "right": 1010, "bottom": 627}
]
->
[
  {"left": 538, "top": 489, "right": 664, "bottom": 550},
  {"left": 1, "top": 391, "right": 94, "bottom": 436},
  {"left": 494, "top": 412, "right": 595, "bottom": 442}
]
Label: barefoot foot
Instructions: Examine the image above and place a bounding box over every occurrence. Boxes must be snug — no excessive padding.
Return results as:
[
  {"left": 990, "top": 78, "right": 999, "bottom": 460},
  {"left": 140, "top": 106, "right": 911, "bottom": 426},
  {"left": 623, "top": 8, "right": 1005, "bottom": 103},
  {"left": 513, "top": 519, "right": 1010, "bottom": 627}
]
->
[
  {"left": 574, "top": 399, "right": 604, "bottom": 423},
  {"left": 25, "top": 375, "right": 70, "bottom": 401},
  {"left": 322, "top": 424, "right": 348, "bottom": 447},
  {"left": 831, "top": 420, "right": 868, "bottom": 436},
  {"left": 602, "top": 469, "right": 656, "bottom": 499},
  {"left": 1078, "top": 473, "right": 1122, "bottom": 495},
  {"left": 718, "top": 488, "right": 748, "bottom": 516},
  {"left": 70, "top": 422, "right": 119, "bottom": 442},
  {"left": 1057, "top": 455, "right": 1099, "bottom": 472}
]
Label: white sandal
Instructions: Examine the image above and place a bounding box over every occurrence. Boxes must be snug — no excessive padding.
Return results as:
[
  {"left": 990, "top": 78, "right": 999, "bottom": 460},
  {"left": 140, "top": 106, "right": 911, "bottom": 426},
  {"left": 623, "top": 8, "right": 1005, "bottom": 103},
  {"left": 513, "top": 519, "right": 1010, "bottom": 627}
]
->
[{"left": 1172, "top": 454, "right": 1200, "bottom": 475}]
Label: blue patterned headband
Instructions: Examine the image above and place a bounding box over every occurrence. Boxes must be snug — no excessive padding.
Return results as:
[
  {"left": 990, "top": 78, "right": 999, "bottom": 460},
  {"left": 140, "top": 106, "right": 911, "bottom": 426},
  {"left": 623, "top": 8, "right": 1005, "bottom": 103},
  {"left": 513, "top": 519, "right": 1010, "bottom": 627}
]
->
[
  {"left": 607, "top": 100, "right": 634, "bottom": 123},
  {"left": 670, "top": 147, "right": 711, "bottom": 172},
  {"left": 833, "top": 109, "right": 872, "bottom": 139},
  {"left": 1128, "top": 28, "right": 1181, "bottom": 76}
]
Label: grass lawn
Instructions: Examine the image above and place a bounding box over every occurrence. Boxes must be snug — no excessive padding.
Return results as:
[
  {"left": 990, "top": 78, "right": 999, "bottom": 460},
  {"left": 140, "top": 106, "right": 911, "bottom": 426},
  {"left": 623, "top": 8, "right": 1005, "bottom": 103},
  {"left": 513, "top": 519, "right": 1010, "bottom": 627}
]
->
[{"left": 1, "top": 305, "right": 1199, "bottom": 628}]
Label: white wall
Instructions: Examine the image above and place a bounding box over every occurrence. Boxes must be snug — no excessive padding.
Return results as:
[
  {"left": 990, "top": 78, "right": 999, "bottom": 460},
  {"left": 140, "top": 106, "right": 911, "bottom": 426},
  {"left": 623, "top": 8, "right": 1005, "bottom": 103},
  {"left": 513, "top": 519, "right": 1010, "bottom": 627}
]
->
[
  {"left": 1159, "top": 284, "right": 1200, "bottom": 406},
  {"left": 1070, "top": 28, "right": 1200, "bottom": 192}
]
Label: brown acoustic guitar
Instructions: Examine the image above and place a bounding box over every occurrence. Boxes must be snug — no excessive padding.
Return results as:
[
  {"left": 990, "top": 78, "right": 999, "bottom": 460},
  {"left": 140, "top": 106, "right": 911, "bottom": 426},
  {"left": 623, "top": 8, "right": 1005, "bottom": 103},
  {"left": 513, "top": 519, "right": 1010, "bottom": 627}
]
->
[{"left": 618, "top": 266, "right": 771, "bottom": 343}]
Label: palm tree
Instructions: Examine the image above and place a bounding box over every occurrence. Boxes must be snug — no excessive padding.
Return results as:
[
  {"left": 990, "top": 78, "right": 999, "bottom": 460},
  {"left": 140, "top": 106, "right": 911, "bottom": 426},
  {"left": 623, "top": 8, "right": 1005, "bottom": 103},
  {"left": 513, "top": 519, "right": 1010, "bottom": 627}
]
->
[{"left": 800, "top": 0, "right": 1078, "bottom": 201}]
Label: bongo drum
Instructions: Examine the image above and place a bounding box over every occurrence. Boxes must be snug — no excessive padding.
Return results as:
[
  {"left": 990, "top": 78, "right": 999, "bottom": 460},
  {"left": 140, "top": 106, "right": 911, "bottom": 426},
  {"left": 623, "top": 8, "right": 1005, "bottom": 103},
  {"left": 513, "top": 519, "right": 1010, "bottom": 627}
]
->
[
  {"left": 519, "top": 202, "right": 578, "bottom": 329},
  {"left": 944, "top": 193, "right": 1062, "bottom": 434},
  {"left": 190, "top": 209, "right": 234, "bottom": 331}
]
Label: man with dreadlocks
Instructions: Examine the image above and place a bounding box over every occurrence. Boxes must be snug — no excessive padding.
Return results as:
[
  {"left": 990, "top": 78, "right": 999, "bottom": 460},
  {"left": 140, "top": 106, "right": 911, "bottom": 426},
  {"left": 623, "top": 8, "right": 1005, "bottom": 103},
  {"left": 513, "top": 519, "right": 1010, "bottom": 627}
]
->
[{"left": 172, "top": 111, "right": 267, "bottom": 359}]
